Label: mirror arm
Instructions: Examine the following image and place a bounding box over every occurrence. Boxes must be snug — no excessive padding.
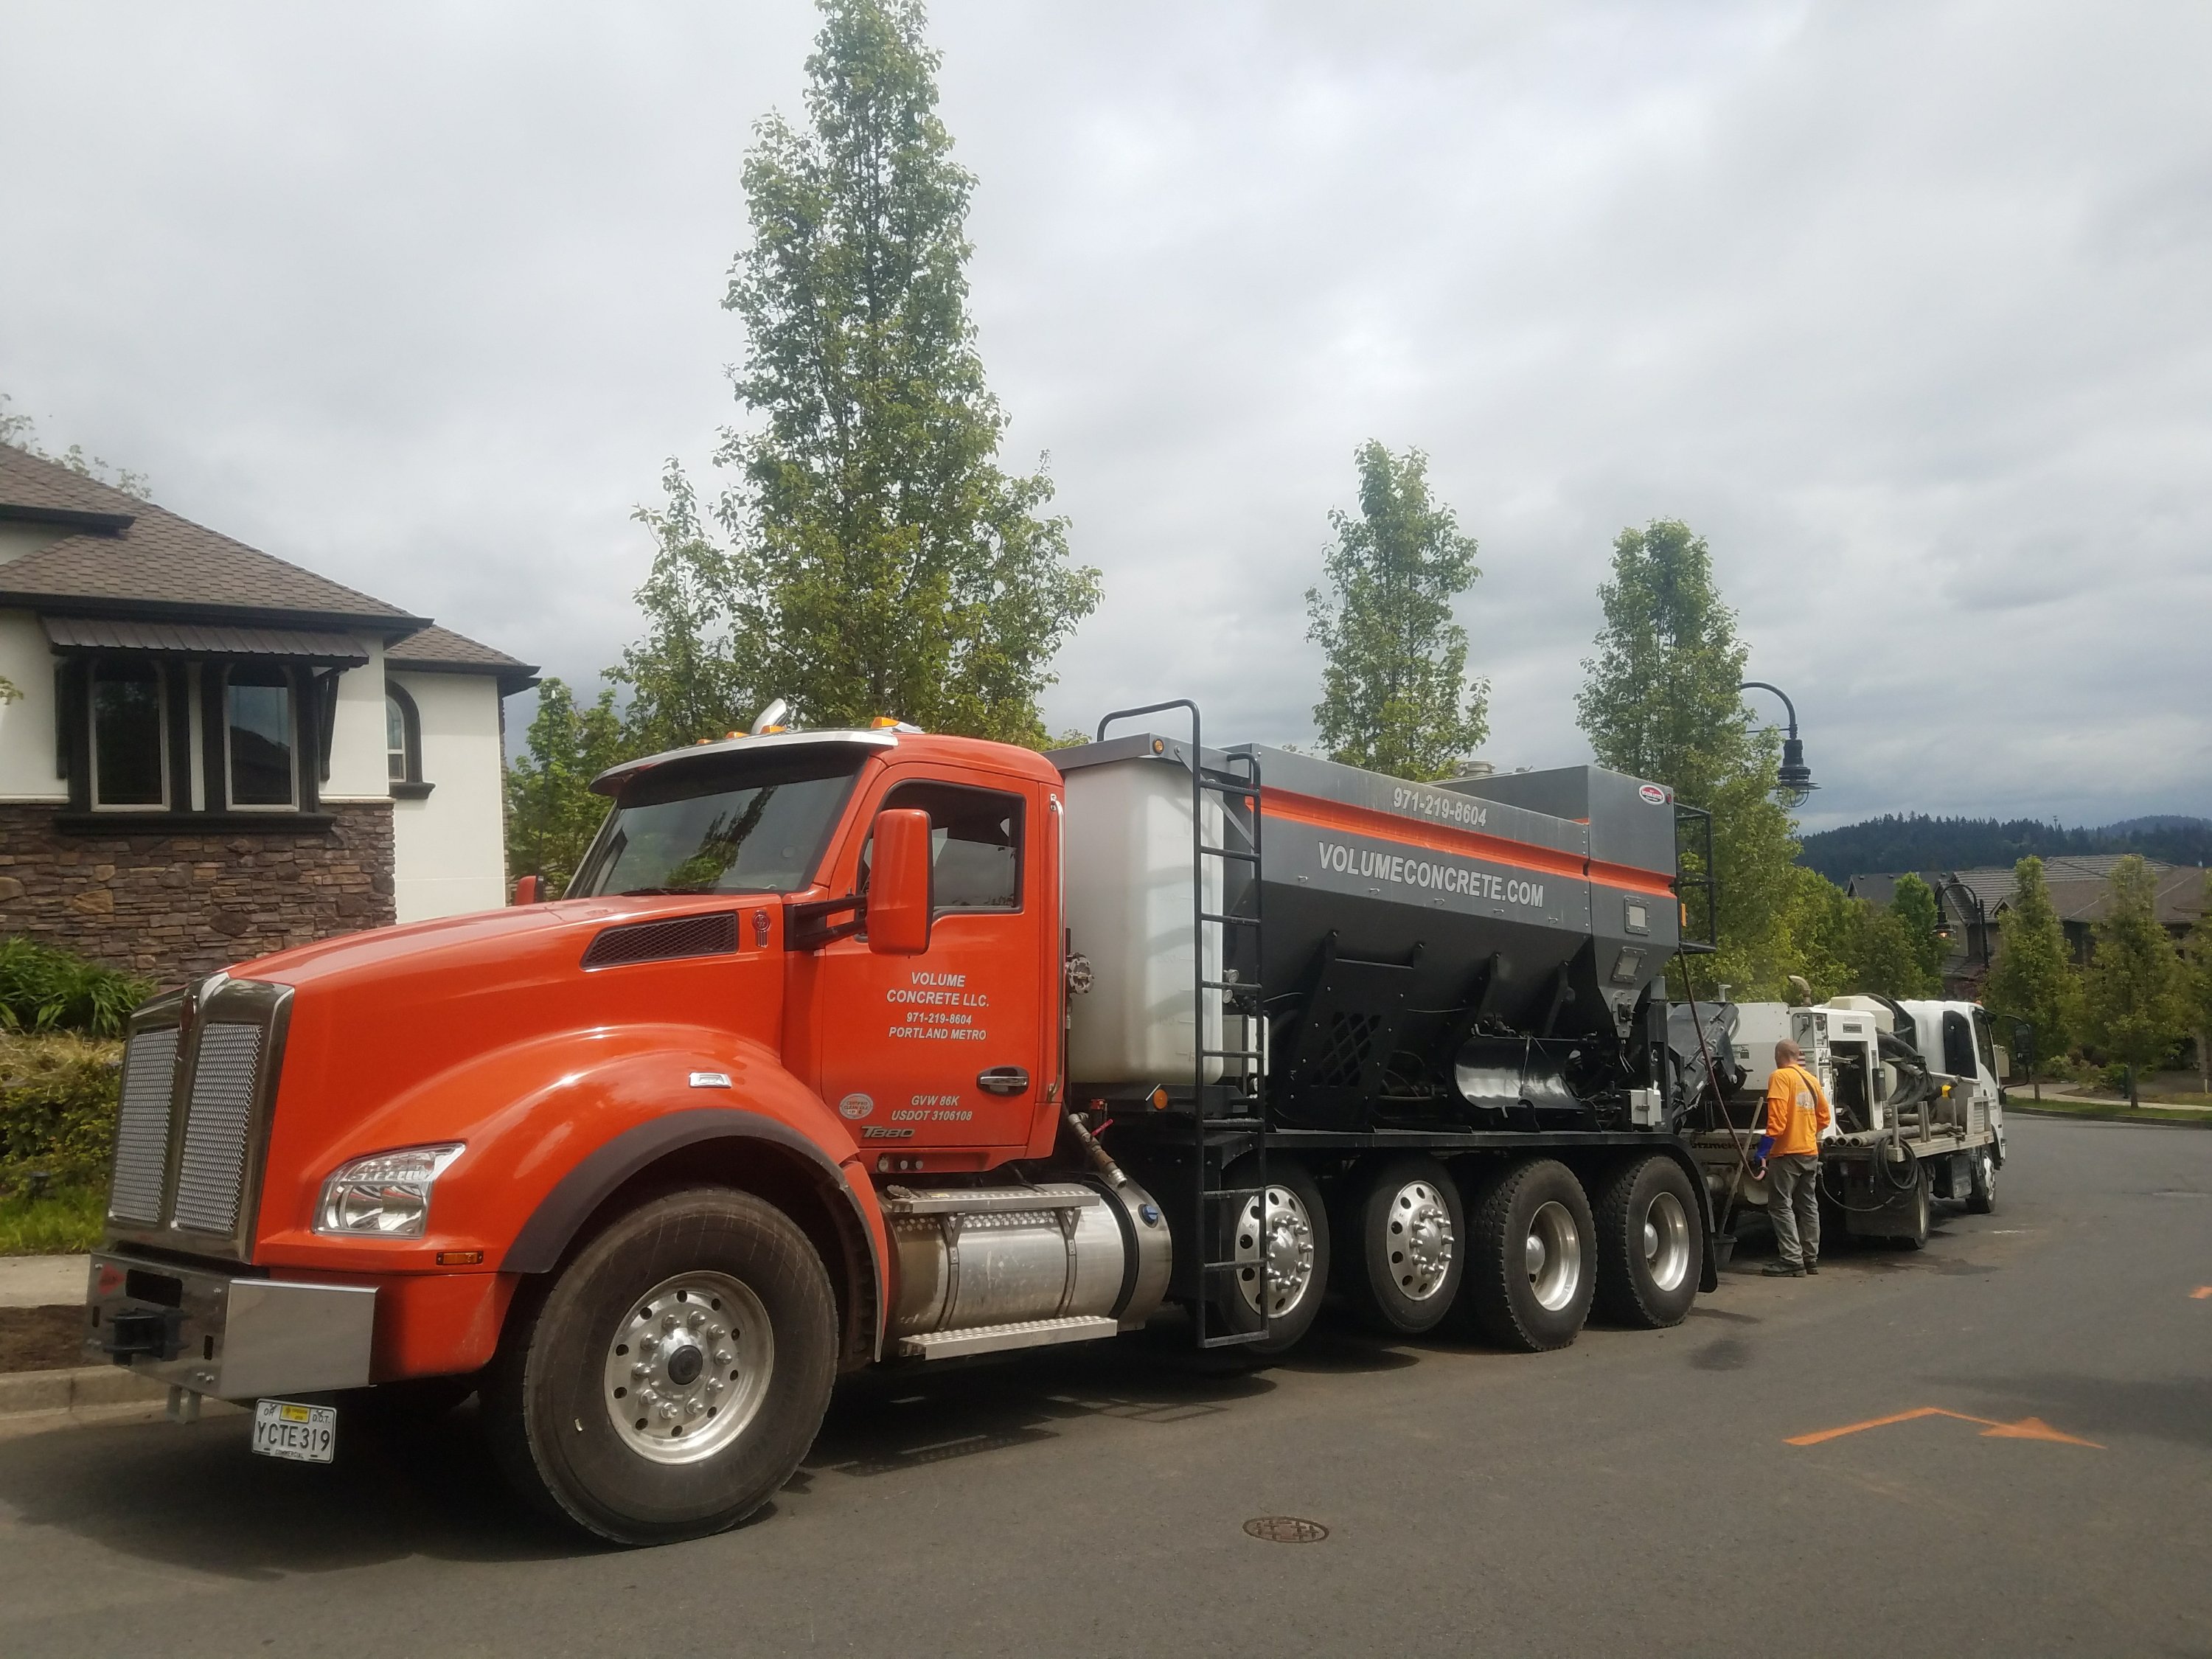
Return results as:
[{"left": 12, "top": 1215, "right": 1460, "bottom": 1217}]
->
[{"left": 786, "top": 893, "right": 864, "bottom": 951}]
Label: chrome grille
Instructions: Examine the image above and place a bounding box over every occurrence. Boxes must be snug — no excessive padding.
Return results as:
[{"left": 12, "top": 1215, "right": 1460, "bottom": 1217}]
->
[
  {"left": 171, "top": 1023, "right": 264, "bottom": 1236},
  {"left": 108, "top": 1027, "right": 181, "bottom": 1225}
]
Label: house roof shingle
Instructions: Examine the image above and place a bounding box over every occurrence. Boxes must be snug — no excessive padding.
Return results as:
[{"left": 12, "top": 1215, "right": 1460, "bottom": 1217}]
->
[
  {"left": 0, "top": 441, "right": 422, "bottom": 630},
  {"left": 386, "top": 622, "right": 539, "bottom": 695}
]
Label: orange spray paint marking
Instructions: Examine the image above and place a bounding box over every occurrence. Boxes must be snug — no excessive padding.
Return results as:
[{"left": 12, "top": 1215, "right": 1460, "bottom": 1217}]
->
[
  {"left": 1788, "top": 1407, "right": 2101, "bottom": 1449},
  {"left": 2190, "top": 1286, "right": 2212, "bottom": 1300}
]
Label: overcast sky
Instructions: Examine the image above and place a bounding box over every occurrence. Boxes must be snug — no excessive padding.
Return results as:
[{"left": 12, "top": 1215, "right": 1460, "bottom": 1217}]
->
[{"left": 3, "top": 1, "right": 2206, "bottom": 830}]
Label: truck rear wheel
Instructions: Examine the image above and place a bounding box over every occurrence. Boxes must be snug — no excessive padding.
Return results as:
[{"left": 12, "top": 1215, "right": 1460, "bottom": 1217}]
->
[
  {"left": 1222, "top": 1155, "right": 1329, "bottom": 1357},
  {"left": 1454, "top": 1158, "right": 1596, "bottom": 1353},
  {"left": 484, "top": 1188, "right": 837, "bottom": 1546},
  {"left": 1592, "top": 1155, "right": 1702, "bottom": 1329},
  {"left": 1345, "top": 1156, "right": 1464, "bottom": 1337}
]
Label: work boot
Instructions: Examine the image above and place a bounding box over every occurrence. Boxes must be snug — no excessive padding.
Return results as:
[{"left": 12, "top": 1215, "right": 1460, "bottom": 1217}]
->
[
  {"left": 1804, "top": 1259, "right": 1820, "bottom": 1275},
  {"left": 1762, "top": 1261, "right": 1805, "bottom": 1277}
]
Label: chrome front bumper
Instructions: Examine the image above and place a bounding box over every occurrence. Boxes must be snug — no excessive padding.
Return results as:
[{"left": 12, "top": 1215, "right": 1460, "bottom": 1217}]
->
[{"left": 82, "top": 1251, "right": 377, "bottom": 1402}]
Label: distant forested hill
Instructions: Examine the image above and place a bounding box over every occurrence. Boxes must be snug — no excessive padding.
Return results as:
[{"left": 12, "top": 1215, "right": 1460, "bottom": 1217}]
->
[{"left": 1797, "top": 814, "right": 2212, "bottom": 883}]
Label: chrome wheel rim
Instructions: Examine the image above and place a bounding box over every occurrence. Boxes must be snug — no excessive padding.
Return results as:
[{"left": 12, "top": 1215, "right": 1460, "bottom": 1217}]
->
[
  {"left": 1524, "top": 1200, "right": 1582, "bottom": 1312},
  {"left": 1384, "top": 1178, "right": 1456, "bottom": 1301},
  {"left": 1236, "top": 1184, "right": 1316, "bottom": 1318},
  {"left": 1979, "top": 1151, "right": 1996, "bottom": 1198},
  {"left": 603, "top": 1270, "right": 773, "bottom": 1464},
  {"left": 1642, "top": 1190, "right": 1691, "bottom": 1293}
]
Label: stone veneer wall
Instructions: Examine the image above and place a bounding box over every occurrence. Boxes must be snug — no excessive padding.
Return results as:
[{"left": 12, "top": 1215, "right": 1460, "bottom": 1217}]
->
[{"left": 0, "top": 803, "right": 396, "bottom": 983}]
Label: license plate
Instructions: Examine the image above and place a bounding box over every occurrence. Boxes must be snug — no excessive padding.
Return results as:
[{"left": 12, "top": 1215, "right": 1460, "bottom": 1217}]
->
[{"left": 251, "top": 1399, "right": 336, "bottom": 1464}]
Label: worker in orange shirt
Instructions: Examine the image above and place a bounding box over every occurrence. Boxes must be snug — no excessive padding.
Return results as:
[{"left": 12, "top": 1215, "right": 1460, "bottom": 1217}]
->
[{"left": 1755, "top": 1039, "right": 1832, "bottom": 1277}]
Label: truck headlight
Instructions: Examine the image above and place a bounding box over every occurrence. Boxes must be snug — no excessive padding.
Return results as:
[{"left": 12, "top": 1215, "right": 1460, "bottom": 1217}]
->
[{"left": 315, "top": 1144, "right": 465, "bottom": 1238}]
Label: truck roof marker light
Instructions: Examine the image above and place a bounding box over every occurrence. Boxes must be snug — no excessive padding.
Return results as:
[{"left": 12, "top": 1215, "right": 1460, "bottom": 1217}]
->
[
  {"left": 1151, "top": 739, "right": 1165, "bottom": 755},
  {"left": 871, "top": 717, "right": 898, "bottom": 728}
]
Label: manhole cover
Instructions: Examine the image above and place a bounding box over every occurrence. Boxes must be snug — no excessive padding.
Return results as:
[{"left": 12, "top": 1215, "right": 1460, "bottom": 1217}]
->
[{"left": 1243, "top": 1515, "right": 1329, "bottom": 1543}]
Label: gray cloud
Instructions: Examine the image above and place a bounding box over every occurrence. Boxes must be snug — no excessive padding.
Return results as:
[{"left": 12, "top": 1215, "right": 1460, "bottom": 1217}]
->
[{"left": 4, "top": 0, "right": 2206, "bottom": 830}]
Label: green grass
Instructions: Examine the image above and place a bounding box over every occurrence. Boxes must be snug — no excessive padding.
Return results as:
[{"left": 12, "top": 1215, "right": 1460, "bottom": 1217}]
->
[
  {"left": 2010, "top": 1096, "right": 2212, "bottom": 1127},
  {"left": 0, "top": 1184, "right": 105, "bottom": 1254}
]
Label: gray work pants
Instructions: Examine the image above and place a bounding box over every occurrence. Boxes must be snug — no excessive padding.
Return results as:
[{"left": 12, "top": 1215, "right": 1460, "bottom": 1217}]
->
[{"left": 1767, "top": 1153, "right": 1821, "bottom": 1267}]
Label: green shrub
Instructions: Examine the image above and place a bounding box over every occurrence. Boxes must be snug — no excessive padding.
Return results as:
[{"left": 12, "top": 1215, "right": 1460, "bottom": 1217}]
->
[
  {"left": 0, "top": 1032, "right": 122, "bottom": 1192},
  {"left": 0, "top": 936, "right": 152, "bottom": 1039},
  {"left": 0, "top": 1183, "right": 105, "bottom": 1254}
]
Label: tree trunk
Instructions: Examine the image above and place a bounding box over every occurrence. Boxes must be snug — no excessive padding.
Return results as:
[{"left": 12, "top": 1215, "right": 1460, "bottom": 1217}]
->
[
  {"left": 2031, "top": 1064, "right": 2042, "bottom": 1103},
  {"left": 2126, "top": 1064, "right": 2139, "bottom": 1109}
]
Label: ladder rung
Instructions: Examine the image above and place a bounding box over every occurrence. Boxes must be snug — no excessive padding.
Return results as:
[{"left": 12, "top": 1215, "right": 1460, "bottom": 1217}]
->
[
  {"left": 1198, "top": 846, "right": 1259, "bottom": 863},
  {"left": 1204, "top": 1117, "right": 1266, "bottom": 1130},
  {"left": 1197, "top": 978, "right": 1256, "bottom": 991},
  {"left": 1197, "top": 911, "right": 1262, "bottom": 927}
]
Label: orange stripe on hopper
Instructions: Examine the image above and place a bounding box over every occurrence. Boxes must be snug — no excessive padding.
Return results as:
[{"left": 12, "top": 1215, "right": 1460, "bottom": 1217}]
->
[{"left": 1265, "top": 790, "right": 1677, "bottom": 898}]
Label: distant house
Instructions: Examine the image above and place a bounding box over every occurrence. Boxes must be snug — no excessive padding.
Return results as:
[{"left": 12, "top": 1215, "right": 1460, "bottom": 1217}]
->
[
  {"left": 1848, "top": 855, "right": 2208, "bottom": 994},
  {"left": 0, "top": 442, "right": 536, "bottom": 981}
]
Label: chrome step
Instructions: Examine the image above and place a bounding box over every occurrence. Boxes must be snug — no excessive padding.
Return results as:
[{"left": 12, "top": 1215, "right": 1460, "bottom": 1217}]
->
[{"left": 897, "top": 1315, "right": 1119, "bottom": 1361}]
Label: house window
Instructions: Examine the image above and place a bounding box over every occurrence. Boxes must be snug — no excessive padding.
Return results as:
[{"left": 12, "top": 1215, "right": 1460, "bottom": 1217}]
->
[
  {"left": 90, "top": 661, "right": 167, "bottom": 808},
  {"left": 226, "top": 664, "right": 297, "bottom": 807},
  {"left": 386, "top": 686, "right": 423, "bottom": 785}
]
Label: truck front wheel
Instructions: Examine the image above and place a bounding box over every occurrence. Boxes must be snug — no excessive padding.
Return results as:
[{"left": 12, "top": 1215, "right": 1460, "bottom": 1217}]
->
[
  {"left": 1592, "top": 1155, "right": 1702, "bottom": 1329},
  {"left": 484, "top": 1188, "right": 838, "bottom": 1545},
  {"left": 1453, "top": 1158, "right": 1596, "bottom": 1352}
]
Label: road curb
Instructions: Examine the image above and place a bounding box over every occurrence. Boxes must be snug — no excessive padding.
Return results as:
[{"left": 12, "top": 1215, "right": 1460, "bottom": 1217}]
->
[
  {"left": 2006, "top": 1107, "right": 2212, "bottom": 1130},
  {"left": 0, "top": 1364, "right": 242, "bottom": 1439}
]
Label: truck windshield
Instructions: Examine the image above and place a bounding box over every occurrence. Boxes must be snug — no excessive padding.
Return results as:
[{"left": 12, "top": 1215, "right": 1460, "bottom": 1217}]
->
[{"left": 569, "top": 751, "right": 864, "bottom": 897}]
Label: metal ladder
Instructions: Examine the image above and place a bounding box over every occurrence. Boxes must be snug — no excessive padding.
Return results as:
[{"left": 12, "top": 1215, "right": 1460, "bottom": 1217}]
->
[{"left": 1095, "top": 700, "right": 1270, "bottom": 1349}]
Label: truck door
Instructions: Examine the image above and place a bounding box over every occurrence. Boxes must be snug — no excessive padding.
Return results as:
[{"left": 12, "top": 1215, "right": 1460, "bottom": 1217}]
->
[{"left": 815, "top": 772, "right": 1046, "bottom": 1155}]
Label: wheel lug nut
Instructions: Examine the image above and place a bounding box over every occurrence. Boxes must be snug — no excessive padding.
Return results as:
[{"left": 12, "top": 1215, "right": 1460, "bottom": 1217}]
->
[
  {"left": 715, "top": 1349, "right": 734, "bottom": 1366},
  {"left": 656, "top": 1401, "right": 679, "bottom": 1421},
  {"left": 687, "top": 1311, "right": 706, "bottom": 1332},
  {"left": 661, "top": 1314, "right": 678, "bottom": 1332},
  {"left": 631, "top": 1363, "right": 650, "bottom": 1380},
  {"left": 708, "top": 1324, "right": 726, "bottom": 1340}
]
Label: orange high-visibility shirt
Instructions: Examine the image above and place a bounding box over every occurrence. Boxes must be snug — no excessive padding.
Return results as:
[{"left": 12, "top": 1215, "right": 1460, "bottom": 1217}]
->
[{"left": 1764, "top": 1063, "right": 1832, "bottom": 1157}]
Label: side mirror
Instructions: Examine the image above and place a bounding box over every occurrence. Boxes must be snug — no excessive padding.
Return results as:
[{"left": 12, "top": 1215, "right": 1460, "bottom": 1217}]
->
[
  {"left": 867, "top": 808, "right": 933, "bottom": 956},
  {"left": 512, "top": 874, "right": 546, "bottom": 905}
]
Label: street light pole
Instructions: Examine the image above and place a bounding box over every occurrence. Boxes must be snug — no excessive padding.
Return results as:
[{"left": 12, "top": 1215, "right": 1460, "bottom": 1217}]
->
[{"left": 1739, "top": 681, "right": 1816, "bottom": 807}]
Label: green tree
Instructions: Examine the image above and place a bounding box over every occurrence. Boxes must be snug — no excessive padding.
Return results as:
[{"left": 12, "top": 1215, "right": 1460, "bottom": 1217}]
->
[
  {"left": 2082, "top": 853, "right": 2186, "bottom": 1106},
  {"left": 1576, "top": 519, "right": 1797, "bottom": 995},
  {"left": 504, "top": 678, "right": 624, "bottom": 897},
  {"left": 1982, "top": 855, "right": 2081, "bottom": 1101},
  {"left": 2179, "top": 872, "right": 2212, "bottom": 1094},
  {"left": 610, "top": 462, "right": 754, "bottom": 754},
  {"left": 1304, "top": 442, "right": 1489, "bottom": 780},
  {"left": 647, "top": 0, "right": 1098, "bottom": 745},
  {"left": 1889, "top": 873, "right": 1945, "bottom": 995}
]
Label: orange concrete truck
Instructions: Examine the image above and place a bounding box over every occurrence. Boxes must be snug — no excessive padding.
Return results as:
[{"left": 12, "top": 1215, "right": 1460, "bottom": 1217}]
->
[{"left": 82, "top": 700, "right": 1720, "bottom": 1544}]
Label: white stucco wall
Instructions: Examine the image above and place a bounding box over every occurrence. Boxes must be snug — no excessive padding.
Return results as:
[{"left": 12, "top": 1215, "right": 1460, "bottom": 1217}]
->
[
  {"left": 389, "top": 669, "right": 508, "bottom": 922},
  {"left": 0, "top": 608, "right": 65, "bottom": 802},
  {"left": 321, "top": 641, "right": 395, "bottom": 803}
]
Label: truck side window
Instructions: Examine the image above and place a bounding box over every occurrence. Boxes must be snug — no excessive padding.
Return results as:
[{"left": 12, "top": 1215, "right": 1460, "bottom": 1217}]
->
[
  {"left": 868, "top": 782, "right": 1024, "bottom": 913},
  {"left": 1974, "top": 1009, "right": 1998, "bottom": 1077},
  {"left": 1941, "top": 1009, "right": 1977, "bottom": 1079}
]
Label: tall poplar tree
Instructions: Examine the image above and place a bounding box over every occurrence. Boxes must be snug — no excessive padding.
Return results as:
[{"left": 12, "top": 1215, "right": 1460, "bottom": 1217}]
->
[
  {"left": 670, "top": 0, "right": 1100, "bottom": 745},
  {"left": 1305, "top": 442, "right": 1489, "bottom": 780},
  {"left": 1575, "top": 520, "right": 1797, "bottom": 994},
  {"left": 1982, "top": 855, "right": 2080, "bottom": 1100},
  {"left": 2083, "top": 854, "right": 2185, "bottom": 1106}
]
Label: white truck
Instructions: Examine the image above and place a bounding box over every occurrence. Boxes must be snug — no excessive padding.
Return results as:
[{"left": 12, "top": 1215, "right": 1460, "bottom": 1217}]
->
[{"left": 1684, "top": 995, "right": 2007, "bottom": 1251}]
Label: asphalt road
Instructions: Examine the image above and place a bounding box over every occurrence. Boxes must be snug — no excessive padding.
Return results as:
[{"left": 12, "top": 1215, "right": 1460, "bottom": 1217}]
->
[{"left": 4, "top": 1116, "right": 2207, "bottom": 1658}]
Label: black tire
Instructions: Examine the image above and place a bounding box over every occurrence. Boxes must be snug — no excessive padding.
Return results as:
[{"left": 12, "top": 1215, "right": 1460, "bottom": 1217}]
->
[
  {"left": 1220, "top": 1155, "right": 1329, "bottom": 1357},
  {"left": 484, "top": 1188, "right": 838, "bottom": 1545},
  {"left": 1593, "top": 1155, "right": 1703, "bottom": 1329},
  {"left": 1893, "top": 1171, "right": 1931, "bottom": 1249},
  {"left": 1344, "top": 1156, "right": 1464, "bottom": 1336},
  {"left": 1966, "top": 1144, "right": 1997, "bottom": 1215},
  {"left": 1453, "top": 1158, "right": 1596, "bottom": 1353}
]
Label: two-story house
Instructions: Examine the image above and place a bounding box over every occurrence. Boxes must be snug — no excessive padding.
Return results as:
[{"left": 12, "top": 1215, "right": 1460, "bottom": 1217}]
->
[{"left": 0, "top": 442, "right": 535, "bottom": 982}]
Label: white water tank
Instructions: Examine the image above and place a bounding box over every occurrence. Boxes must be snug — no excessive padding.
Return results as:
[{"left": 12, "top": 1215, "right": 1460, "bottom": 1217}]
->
[{"left": 1061, "top": 753, "right": 1225, "bottom": 1084}]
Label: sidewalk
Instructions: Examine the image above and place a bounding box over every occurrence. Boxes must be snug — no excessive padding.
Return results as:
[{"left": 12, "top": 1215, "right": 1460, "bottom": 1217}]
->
[{"left": 0, "top": 1254, "right": 88, "bottom": 1309}]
